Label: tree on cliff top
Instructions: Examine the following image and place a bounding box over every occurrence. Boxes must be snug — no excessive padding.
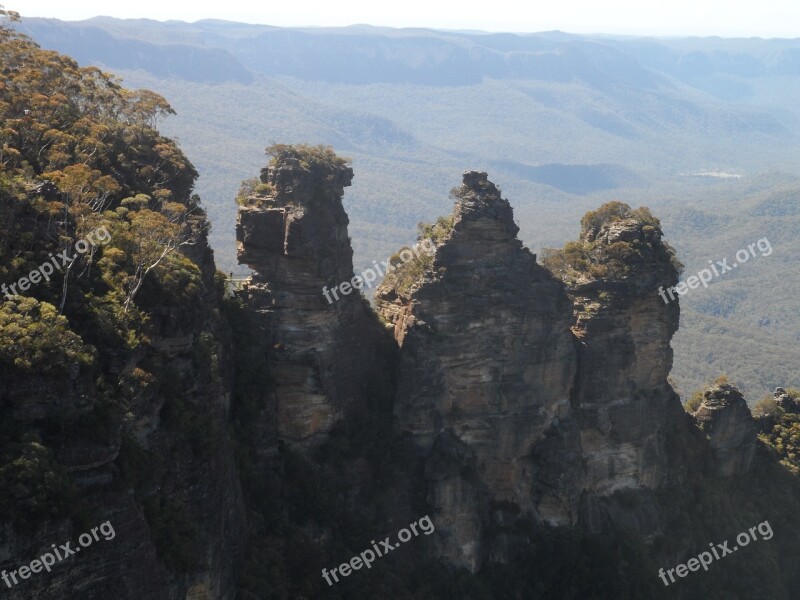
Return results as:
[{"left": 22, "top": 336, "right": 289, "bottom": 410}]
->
[
  {"left": 263, "top": 143, "right": 350, "bottom": 172},
  {"left": 542, "top": 201, "right": 682, "bottom": 283},
  {"left": 1, "top": 16, "right": 204, "bottom": 317}
]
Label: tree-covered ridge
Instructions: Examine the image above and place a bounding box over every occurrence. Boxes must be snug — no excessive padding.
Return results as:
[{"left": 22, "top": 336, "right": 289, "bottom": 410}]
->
[
  {"left": 0, "top": 9, "right": 224, "bottom": 570},
  {"left": 760, "top": 411, "right": 800, "bottom": 475},
  {"left": 1, "top": 9, "right": 194, "bottom": 200},
  {"left": 0, "top": 10, "right": 206, "bottom": 318}
]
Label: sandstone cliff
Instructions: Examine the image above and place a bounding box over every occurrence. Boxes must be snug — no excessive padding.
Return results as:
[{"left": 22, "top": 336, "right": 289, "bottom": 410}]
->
[
  {"left": 0, "top": 27, "right": 246, "bottom": 597},
  {"left": 373, "top": 178, "right": 716, "bottom": 570},
  {"left": 376, "top": 172, "right": 581, "bottom": 570},
  {"left": 547, "top": 203, "right": 691, "bottom": 534},
  {"left": 4, "top": 19, "right": 798, "bottom": 593},
  {"left": 235, "top": 147, "right": 395, "bottom": 445}
]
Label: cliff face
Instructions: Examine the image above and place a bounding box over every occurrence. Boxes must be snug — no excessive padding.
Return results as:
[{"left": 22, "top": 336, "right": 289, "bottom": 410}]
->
[
  {"left": 376, "top": 172, "right": 581, "bottom": 570},
  {"left": 5, "top": 131, "right": 796, "bottom": 597},
  {"left": 694, "top": 382, "right": 756, "bottom": 477},
  {"left": 0, "top": 215, "right": 246, "bottom": 600},
  {"left": 374, "top": 182, "right": 709, "bottom": 569},
  {"left": 553, "top": 207, "right": 690, "bottom": 533},
  {"left": 0, "top": 26, "right": 245, "bottom": 598},
  {"left": 4, "top": 25, "right": 796, "bottom": 596},
  {"left": 235, "top": 152, "right": 395, "bottom": 445}
]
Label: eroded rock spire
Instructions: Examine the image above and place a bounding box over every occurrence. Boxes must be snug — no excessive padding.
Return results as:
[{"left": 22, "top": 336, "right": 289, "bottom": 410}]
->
[{"left": 376, "top": 171, "right": 581, "bottom": 570}]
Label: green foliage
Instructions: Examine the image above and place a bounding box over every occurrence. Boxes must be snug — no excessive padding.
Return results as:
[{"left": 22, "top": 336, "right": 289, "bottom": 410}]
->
[
  {"left": 6, "top": 18, "right": 800, "bottom": 598},
  {"left": 683, "top": 376, "right": 736, "bottom": 412},
  {"left": 580, "top": 200, "right": 634, "bottom": 237},
  {"left": 386, "top": 248, "right": 433, "bottom": 295},
  {"left": 21, "top": 18, "right": 800, "bottom": 402},
  {"left": 541, "top": 201, "right": 681, "bottom": 285},
  {"left": 753, "top": 395, "right": 782, "bottom": 418},
  {"left": 385, "top": 249, "right": 430, "bottom": 295},
  {"left": 0, "top": 4, "right": 21, "bottom": 27},
  {"left": 235, "top": 177, "right": 276, "bottom": 207},
  {"left": 759, "top": 412, "right": 800, "bottom": 474},
  {"left": 130, "top": 250, "right": 204, "bottom": 313},
  {"left": 0, "top": 24, "right": 197, "bottom": 202},
  {"left": 264, "top": 143, "right": 350, "bottom": 172},
  {"left": 377, "top": 218, "right": 448, "bottom": 295},
  {"left": 0, "top": 437, "right": 76, "bottom": 529},
  {"left": 0, "top": 296, "right": 94, "bottom": 375},
  {"left": 0, "top": 25, "right": 203, "bottom": 315},
  {"left": 0, "top": 27, "right": 224, "bottom": 574},
  {"left": 418, "top": 215, "right": 455, "bottom": 245}
]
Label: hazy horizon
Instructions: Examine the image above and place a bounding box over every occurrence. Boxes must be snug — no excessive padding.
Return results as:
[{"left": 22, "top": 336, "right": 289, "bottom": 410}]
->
[{"left": 12, "top": 0, "right": 800, "bottom": 38}]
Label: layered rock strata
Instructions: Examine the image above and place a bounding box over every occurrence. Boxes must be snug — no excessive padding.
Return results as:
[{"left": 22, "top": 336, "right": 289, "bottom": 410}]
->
[
  {"left": 552, "top": 204, "right": 688, "bottom": 533},
  {"left": 236, "top": 153, "right": 395, "bottom": 445},
  {"left": 376, "top": 172, "right": 581, "bottom": 570}
]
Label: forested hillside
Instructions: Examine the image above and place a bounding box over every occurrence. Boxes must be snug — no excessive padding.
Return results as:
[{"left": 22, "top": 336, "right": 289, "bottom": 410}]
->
[{"left": 1, "top": 9, "right": 244, "bottom": 597}]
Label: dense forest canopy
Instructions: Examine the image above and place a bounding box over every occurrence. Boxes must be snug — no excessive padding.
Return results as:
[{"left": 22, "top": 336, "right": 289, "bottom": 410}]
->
[{"left": 1, "top": 6, "right": 205, "bottom": 318}]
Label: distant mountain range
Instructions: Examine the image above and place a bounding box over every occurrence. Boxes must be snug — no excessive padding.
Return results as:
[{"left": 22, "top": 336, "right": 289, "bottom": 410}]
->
[{"left": 19, "top": 16, "right": 800, "bottom": 399}]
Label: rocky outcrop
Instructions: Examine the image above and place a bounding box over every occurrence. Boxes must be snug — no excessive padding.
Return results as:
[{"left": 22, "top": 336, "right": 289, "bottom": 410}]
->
[
  {"left": 694, "top": 382, "right": 757, "bottom": 476},
  {"left": 544, "top": 203, "right": 689, "bottom": 534},
  {"left": 376, "top": 171, "right": 580, "bottom": 570},
  {"left": 7, "top": 121, "right": 790, "bottom": 596},
  {"left": 236, "top": 150, "right": 395, "bottom": 445}
]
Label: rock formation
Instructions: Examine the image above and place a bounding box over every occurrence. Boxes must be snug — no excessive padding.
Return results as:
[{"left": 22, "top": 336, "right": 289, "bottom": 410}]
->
[
  {"left": 774, "top": 387, "right": 800, "bottom": 413},
  {"left": 5, "top": 20, "right": 798, "bottom": 592},
  {"left": 543, "top": 202, "right": 689, "bottom": 534},
  {"left": 236, "top": 149, "right": 395, "bottom": 445},
  {"left": 374, "top": 185, "right": 708, "bottom": 567},
  {"left": 376, "top": 171, "right": 581, "bottom": 570},
  {"left": 694, "top": 382, "right": 757, "bottom": 476},
  {"left": 4, "top": 106, "right": 794, "bottom": 595}
]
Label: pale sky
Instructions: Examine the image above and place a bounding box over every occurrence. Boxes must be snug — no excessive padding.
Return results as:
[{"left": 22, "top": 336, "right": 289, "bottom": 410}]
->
[{"left": 11, "top": 0, "right": 800, "bottom": 37}]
